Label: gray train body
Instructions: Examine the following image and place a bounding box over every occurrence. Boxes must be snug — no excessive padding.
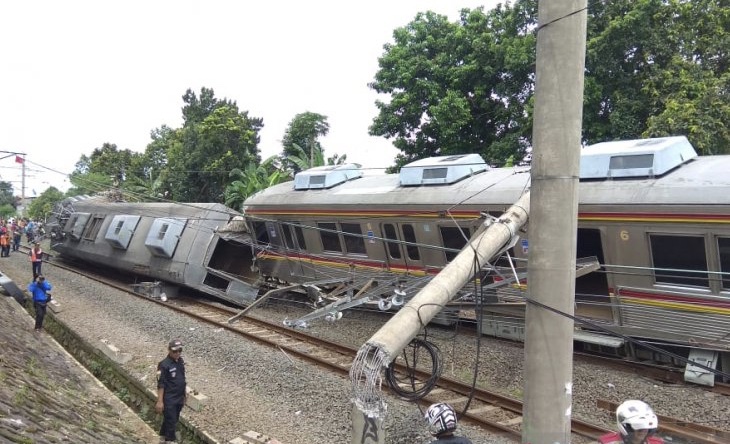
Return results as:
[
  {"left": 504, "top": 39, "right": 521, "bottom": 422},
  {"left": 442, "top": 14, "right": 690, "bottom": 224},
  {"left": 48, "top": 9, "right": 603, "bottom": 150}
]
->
[
  {"left": 243, "top": 136, "right": 730, "bottom": 384},
  {"left": 50, "top": 136, "right": 730, "bottom": 384},
  {"left": 51, "top": 201, "right": 259, "bottom": 306}
]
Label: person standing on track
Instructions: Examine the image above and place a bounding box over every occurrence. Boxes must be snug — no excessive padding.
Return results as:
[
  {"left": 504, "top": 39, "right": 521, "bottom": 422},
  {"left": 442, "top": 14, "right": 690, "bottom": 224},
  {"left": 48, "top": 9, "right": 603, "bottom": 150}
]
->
[
  {"left": 599, "top": 400, "right": 664, "bottom": 444},
  {"left": 156, "top": 339, "right": 187, "bottom": 444},
  {"left": 28, "top": 275, "right": 52, "bottom": 332},
  {"left": 29, "top": 242, "right": 43, "bottom": 280},
  {"left": 12, "top": 229, "right": 21, "bottom": 252}
]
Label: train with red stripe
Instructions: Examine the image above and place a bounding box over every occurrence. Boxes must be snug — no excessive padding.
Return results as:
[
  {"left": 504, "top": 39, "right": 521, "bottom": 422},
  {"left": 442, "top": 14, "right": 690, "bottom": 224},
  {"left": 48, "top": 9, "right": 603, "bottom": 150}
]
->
[
  {"left": 242, "top": 136, "right": 730, "bottom": 385},
  {"left": 50, "top": 135, "right": 730, "bottom": 385}
]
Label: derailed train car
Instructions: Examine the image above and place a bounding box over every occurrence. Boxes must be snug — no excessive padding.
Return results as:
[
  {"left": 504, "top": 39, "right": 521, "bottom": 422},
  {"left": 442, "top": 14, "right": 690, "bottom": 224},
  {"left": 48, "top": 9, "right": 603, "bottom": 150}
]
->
[
  {"left": 50, "top": 200, "right": 260, "bottom": 306},
  {"left": 243, "top": 136, "right": 730, "bottom": 384},
  {"left": 49, "top": 136, "right": 730, "bottom": 384}
]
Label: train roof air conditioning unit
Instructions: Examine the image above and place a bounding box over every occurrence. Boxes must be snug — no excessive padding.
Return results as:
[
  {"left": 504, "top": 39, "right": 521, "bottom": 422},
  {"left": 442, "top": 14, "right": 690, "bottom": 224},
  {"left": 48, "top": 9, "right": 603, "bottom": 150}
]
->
[
  {"left": 399, "top": 154, "right": 488, "bottom": 186},
  {"left": 580, "top": 136, "right": 698, "bottom": 180},
  {"left": 293, "top": 164, "right": 363, "bottom": 190}
]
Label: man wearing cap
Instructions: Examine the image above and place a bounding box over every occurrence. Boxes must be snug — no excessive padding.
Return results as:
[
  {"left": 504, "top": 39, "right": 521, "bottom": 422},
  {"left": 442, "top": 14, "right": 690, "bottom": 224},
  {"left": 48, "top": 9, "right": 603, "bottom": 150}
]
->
[{"left": 156, "top": 339, "right": 187, "bottom": 444}]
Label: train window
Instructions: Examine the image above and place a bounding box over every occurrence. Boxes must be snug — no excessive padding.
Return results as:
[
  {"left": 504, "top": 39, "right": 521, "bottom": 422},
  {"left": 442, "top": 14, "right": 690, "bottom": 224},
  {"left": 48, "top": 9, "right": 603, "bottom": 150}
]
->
[
  {"left": 718, "top": 237, "right": 730, "bottom": 290},
  {"left": 83, "top": 216, "right": 105, "bottom": 241},
  {"left": 294, "top": 224, "right": 307, "bottom": 250},
  {"left": 282, "top": 221, "right": 307, "bottom": 251},
  {"left": 402, "top": 224, "right": 420, "bottom": 260},
  {"left": 282, "top": 223, "right": 296, "bottom": 250},
  {"left": 650, "top": 234, "right": 708, "bottom": 287},
  {"left": 252, "top": 221, "right": 270, "bottom": 244},
  {"left": 383, "top": 224, "right": 401, "bottom": 259},
  {"left": 318, "top": 223, "right": 342, "bottom": 252},
  {"left": 68, "top": 212, "right": 91, "bottom": 241},
  {"left": 341, "top": 223, "right": 366, "bottom": 255},
  {"left": 440, "top": 226, "right": 471, "bottom": 262}
]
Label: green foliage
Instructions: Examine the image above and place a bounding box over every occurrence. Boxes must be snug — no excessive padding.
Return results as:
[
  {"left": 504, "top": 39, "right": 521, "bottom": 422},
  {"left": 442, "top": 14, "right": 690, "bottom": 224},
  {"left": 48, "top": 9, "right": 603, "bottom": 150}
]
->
[
  {"left": 582, "top": 0, "right": 728, "bottom": 152},
  {"left": 65, "top": 172, "right": 114, "bottom": 197},
  {"left": 13, "top": 384, "right": 30, "bottom": 405},
  {"left": 224, "top": 155, "right": 288, "bottom": 210},
  {"left": 369, "top": 5, "right": 537, "bottom": 168},
  {"left": 280, "top": 112, "right": 330, "bottom": 173},
  {"left": 371, "top": 0, "right": 729, "bottom": 166},
  {"left": 0, "top": 180, "right": 16, "bottom": 209},
  {"left": 0, "top": 204, "right": 15, "bottom": 219},
  {"left": 25, "top": 187, "right": 65, "bottom": 222},
  {"left": 287, "top": 142, "right": 325, "bottom": 171},
  {"left": 71, "top": 143, "right": 142, "bottom": 185},
  {"left": 165, "top": 88, "right": 263, "bottom": 202}
]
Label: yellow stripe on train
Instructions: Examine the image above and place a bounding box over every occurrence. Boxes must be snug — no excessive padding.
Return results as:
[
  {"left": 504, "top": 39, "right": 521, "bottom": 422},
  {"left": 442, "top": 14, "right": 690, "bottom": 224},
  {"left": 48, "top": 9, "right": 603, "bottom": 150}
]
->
[{"left": 621, "top": 297, "right": 730, "bottom": 315}]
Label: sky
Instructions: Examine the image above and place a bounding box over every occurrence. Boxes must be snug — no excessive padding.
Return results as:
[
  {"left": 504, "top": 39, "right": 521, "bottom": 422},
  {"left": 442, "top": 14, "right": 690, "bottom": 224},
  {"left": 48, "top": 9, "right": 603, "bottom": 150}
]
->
[{"left": 1, "top": 0, "right": 500, "bottom": 197}]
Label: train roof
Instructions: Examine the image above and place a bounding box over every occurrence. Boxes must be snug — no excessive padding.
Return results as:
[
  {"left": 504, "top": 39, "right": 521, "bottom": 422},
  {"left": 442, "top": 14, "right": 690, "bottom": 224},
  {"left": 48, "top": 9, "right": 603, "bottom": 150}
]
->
[
  {"left": 245, "top": 154, "right": 730, "bottom": 210},
  {"left": 67, "top": 200, "right": 238, "bottom": 220}
]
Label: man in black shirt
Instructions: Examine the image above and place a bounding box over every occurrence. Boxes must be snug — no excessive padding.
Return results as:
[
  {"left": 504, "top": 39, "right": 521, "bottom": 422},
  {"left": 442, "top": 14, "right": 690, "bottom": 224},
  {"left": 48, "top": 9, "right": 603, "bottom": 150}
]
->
[{"left": 156, "top": 339, "right": 187, "bottom": 444}]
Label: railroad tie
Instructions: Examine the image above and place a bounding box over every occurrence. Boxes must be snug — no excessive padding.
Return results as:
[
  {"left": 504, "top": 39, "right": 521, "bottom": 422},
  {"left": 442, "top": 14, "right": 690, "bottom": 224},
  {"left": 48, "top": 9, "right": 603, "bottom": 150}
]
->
[{"left": 468, "top": 405, "right": 501, "bottom": 415}]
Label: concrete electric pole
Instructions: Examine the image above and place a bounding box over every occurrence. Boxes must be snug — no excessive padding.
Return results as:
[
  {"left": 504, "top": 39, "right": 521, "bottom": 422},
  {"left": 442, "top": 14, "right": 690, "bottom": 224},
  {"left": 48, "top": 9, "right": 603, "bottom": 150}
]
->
[{"left": 522, "top": 1, "right": 587, "bottom": 443}]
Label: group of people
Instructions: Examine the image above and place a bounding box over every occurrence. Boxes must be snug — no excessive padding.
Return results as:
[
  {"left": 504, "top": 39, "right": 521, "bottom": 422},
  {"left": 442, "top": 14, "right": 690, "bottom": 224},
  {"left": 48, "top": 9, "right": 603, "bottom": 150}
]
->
[
  {"left": 423, "top": 399, "right": 663, "bottom": 444},
  {"left": 0, "top": 217, "right": 43, "bottom": 254}
]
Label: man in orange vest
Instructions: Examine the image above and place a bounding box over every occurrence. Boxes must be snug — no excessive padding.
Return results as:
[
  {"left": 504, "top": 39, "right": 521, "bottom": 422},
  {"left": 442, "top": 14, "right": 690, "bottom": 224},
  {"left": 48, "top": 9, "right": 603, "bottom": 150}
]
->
[
  {"left": 29, "top": 242, "right": 43, "bottom": 280},
  {"left": 0, "top": 231, "right": 9, "bottom": 257}
]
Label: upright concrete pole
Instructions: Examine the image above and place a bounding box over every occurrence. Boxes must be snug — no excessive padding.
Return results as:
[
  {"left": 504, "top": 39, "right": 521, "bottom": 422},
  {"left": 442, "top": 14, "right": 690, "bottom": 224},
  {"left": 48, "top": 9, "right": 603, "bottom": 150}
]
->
[{"left": 522, "top": 1, "right": 587, "bottom": 443}]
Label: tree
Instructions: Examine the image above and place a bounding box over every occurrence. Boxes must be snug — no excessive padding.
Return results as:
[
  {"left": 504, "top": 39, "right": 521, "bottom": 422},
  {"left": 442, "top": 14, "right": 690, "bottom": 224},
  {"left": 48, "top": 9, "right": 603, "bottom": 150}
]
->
[
  {"left": 280, "top": 112, "right": 330, "bottom": 173},
  {"left": 65, "top": 172, "right": 114, "bottom": 196},
  {"left": 122, "top": 125, "right": 178, "bottom": 201},
  {"left": 224, "top": 156, "right": 287, "bottom": 210},
  {"left": 25, "top": 187, "right": 65, "bottom": 223},
  {"left": 371, "top": 0, "right": 729, "bottom": 166},
  {"left": 165, "top": 88, "right": 263, "bottom": 202},
  {"left": 74, "top": 143, "right": 142, "bottom": 186},
  {"left": 369, "top": 5, "right": 536, "bottom": 168},
  {"left": 0, "top": 181, "right": 16, "bottom": 210}
]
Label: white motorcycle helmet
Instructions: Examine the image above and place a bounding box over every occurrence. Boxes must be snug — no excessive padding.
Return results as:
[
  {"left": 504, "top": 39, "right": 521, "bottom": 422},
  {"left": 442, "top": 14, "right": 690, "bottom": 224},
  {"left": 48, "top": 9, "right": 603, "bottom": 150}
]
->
[
  {"left": 616, "top": 400, "right": 658, "bottom": 438},
  {"left": 425, "top": 402, "right": 458, "bottom": 436}
]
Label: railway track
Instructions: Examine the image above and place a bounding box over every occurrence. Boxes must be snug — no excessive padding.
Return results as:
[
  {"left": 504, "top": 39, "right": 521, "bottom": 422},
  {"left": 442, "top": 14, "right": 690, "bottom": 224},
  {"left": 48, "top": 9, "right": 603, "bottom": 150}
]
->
[{"left": 39, "top": 256, "right": 730, "bottom": 443}]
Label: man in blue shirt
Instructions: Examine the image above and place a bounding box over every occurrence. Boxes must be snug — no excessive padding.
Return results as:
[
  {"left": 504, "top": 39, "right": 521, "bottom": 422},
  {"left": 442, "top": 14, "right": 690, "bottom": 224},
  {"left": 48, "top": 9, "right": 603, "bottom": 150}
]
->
[
  {"left": 28, "top": 275, "right": 52, "bottom": 332},
  {"left": 156, "top": 339, "right": 187, "bottom": 443}
]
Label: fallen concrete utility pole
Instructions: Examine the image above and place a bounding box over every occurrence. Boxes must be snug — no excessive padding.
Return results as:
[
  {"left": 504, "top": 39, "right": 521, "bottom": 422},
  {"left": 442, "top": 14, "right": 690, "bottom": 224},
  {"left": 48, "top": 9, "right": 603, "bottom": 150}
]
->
[{"left": 349, "top": 191, "right": 530, "bottom": 443}]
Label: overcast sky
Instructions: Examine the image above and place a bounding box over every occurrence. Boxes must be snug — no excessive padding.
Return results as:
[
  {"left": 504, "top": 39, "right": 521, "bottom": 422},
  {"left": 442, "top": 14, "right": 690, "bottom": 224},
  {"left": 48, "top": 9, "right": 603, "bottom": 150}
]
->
[{"left": 0, "top": 0, "right": 499, "bottom": 197}]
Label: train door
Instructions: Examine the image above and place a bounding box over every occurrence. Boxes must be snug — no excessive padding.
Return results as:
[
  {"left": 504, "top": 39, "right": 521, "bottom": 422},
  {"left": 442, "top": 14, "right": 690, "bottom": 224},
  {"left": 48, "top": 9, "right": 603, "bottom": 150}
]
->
[
  {"left": 575, "top": 228, "right": 611, "bottom": 320},
  {"left": 381, "top": 222, "right": 422, "bottom": 274},
  {"left": 281, "top": 221, "right": 317, "bottom": 280}
]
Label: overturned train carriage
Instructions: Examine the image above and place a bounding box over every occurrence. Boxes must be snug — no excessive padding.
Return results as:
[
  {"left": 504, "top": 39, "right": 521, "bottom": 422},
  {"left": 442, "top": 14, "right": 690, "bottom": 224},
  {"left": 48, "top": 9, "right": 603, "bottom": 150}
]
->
[
  {"left": 243, "top": 136, "right": 730, "bottom": 384},
  {"left": 50, "top": 199, "right": 260, "bottom": 305}
]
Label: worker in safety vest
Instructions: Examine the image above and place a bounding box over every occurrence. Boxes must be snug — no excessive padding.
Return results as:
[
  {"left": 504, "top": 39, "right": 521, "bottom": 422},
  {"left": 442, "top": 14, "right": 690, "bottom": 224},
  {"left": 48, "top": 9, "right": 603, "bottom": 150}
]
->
[{"left": 29, "top": 242, "right": 43, "bottom": 280}]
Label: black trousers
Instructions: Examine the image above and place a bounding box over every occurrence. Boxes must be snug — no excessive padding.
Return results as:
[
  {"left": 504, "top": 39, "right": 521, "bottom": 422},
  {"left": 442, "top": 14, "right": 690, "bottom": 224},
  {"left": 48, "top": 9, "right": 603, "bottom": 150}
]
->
[
  {"left": 34, "top": 302, "right": 47, "bottom": 330},
  {"left": 32, "top": 262, "right": 42, "bottom": 280},
  {"left": 159, "top": 401, "right": 184, "bottom": 441}
]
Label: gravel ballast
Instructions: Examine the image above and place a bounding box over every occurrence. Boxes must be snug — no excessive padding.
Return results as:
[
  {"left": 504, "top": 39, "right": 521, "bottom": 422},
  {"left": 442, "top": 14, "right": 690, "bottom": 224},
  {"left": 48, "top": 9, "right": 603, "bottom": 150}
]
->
[{"left": 2, "top": 247, "right": 728, "bottom": 443}]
